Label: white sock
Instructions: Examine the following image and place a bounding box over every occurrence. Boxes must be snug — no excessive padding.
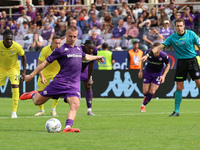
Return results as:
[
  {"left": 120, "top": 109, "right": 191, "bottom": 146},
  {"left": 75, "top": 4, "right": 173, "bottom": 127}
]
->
[
  {"left": 51, "top": 108, "right": 56, "bottom": 111},
  {"left": 64, "top": 125, "right": 71, "bottom": 129},
  {"left": 12, "top": 111, "right": 17, "bottom": 115},
  {"left": 40, "top": 109, "right": 45, "bottom": 112},
  {"left": 87, "top": 108, "right": 92, "bottom": 112},
  {"left": 141, "top": 104, "right": 145, "bottom": 107}
]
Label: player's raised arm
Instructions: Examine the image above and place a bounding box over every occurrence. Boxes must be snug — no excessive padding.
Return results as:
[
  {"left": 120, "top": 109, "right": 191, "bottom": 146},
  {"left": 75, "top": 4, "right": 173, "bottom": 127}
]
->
[
  {"left": 25, "top": 60, "right": 49, "bottom": 82},
  {"left": 140, "top": 44, "right": 165, "bottom": 62},
  {"left": 83, "top": 54, "right": 105, "bottom": 63}
]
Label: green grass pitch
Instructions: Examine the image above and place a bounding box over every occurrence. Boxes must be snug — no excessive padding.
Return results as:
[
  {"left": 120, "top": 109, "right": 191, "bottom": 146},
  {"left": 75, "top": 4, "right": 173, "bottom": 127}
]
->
[{"left": 0, "top": 97, "right": 200, "bottom": 150}]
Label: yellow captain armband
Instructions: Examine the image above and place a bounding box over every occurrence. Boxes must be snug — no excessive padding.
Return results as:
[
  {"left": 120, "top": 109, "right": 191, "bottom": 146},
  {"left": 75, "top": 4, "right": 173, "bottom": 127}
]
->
[{"left": 196, "top": 56, "right": 200, "bottom": 66}]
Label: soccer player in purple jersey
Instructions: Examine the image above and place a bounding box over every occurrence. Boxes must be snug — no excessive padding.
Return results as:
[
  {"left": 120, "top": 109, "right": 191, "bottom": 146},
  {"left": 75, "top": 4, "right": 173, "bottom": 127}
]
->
[
  {"left": 81, "top": 40, "right": 97, "bottom": 116},
  {"left": 20, "top": 26, "right": 104, "bottom": 133},
  {"left": 138, "top": 42, "right": 170, "bottom": 112}
]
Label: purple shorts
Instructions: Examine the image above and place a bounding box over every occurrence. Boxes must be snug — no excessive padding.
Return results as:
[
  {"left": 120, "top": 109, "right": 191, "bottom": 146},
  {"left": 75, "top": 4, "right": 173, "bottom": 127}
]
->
[
  {"left": 143, "top": 70, "right": 162, "bottom": 85},
  {"left": 40, "top": 80, "right": 81, "bottom": 101}
]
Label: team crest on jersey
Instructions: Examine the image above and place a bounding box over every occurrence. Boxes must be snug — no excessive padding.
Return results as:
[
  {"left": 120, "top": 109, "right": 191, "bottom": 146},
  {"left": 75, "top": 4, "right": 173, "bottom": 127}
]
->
[
  {"left": 43, "top": 90, "right": 47, "bottom": 95},
  {"left": 159, "top": 58, "right": 162, "bottom": 61},
  {"left": 181, "top": 41, "right": 185, "bottom": 45},
  {"left": 143, "top": 79, "right": 146, "bottom": 82},
  {"left": 11, "top": 51, "right": 14, "bottom": 54},
  {"left": 196, "top": 72, "right": 200, "bottom": 77},
  {"left": 198, "top": 38, "right": 200, "bottom": 44},
  {"left": 64, "top": 48, "right": 69, "bottom": 51}
]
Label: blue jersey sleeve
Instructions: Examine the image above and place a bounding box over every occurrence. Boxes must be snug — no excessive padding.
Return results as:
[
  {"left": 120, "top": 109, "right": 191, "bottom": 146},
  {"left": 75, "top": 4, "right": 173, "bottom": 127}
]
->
[
  {"left": 191, "top": 31, "right": 200, "bottom": 46},
  {"left": 163, "top": 34, "right": 173, "bottom": 47}
]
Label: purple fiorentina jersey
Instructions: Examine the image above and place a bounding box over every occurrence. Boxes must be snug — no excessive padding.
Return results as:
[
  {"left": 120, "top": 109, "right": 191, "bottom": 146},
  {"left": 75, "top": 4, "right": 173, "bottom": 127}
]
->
[
  {"left": 81, "top": 45, "right": 98, "bottom": 81},
  {"left": 46, "top": 43, "right": 85, "bottom": 89},
  {"left": 159, "top": 27, "right": 173, "bottom": 39},
  {"left": 144, "top": 49, "right": 169, "bottom": 73}
]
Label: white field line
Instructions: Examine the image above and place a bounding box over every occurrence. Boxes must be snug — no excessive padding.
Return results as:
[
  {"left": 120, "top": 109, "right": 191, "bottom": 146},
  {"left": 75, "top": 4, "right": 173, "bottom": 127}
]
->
[{"left": 1, "top": 111, "right": 200, "bottom": 119}]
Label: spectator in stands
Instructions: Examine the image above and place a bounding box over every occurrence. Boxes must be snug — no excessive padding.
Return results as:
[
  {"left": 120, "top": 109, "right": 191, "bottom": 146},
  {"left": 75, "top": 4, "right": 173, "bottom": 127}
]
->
[
  {"left": 194, "top": 11, "right": 200, "bottom": 35},
  {"left": 43, "top": 8, "right": 57, "bottom": 26},
  {"left": 112, "top": 9, "right": 123, "bottom": 27},
  {"left": 56, "top": 22, "right": 66, "bottom": 40},
  {"left": 0, "top": 11, "right": 9, "bottom": 23},
  {"left": 136, "top": 10, "right": 148, "bottom": 26},
  {"left": 16, "top": 9, "right": 31, "bottom": 29},
  {"left": 156, "top": 0, "right": 166, "bottom": 11},
  {"left": 123, "top": 20, "right": 139, "bottom": 41},
  {"left": 131, "top": 2, "right": 146, "bottom": 20},
  {"left": 171, "top": 12, "right": 181, "bottom": 32},
  {"left": 148, "top": 8, "right": 158, "bottom": 27},
  {"left": 17, "top": 21, "right": 29, "bottom": 36},
  {"left": 123, "top": 15, "right": 132, "bottom": 31},
  {"left": 95, "top": 0, "right": 102, "bottom": 11},
  {"left": 158, "top": 10, "right": 168, "bottom": 27},
  {"left": 37, "top": 0, "right": 49, "bottom": 18},
  {"left": 138, "top": 19, "right": 151, "bottom": 42},
  {"left": 97, "top": 42, "right": 115, "bottom": 70},
  {"left": 26, "top": 21, "right": 37, "bottom": 34},
  {"left": 57, "top": 9, "right": 67, "bottom": 23},
  {"left": 165, "top": 2, "right": 175, "bottom": 21},
  {"left": 66, "top": 9, "right": 78, "bottom": 27},
  {"left": 88, "top": 3, "right": 99, "bottom": 16},
  {"left": 98, "top": 2, "right": 110, "bottom": 19},
  {"left": 0, "top": 19, "right": 7, "bottom": 35},
  {"left": 112, "top": 19, "right": 126, "bottom": 47},
  {"left": 41, "top": 21, "right": 55, "bottom": 43},
  {"left": 35, "top": 12, "right": 43, "bottom": 31},
  {"left": 143, "top": 27, "right": 164, "bottom": 49},
  {"left": 170, "top": 7, "right": 178, "bottom": 21},
  {"left": 6, "top": 18, "right": 18, "bottom": 36},
  {"left": 74, "top": 0, "right": 83, "bottom": 12},
  {"left": 88, "top": 30, "right": 102, "bottom": 49},
  {"left": 139, "top": 0, "right": 149, "bottom": 11},
  {"left": 27, "top": 5, "right": 36, "bottom": 22},
  {"left": 101, "top": 15, "right": 113, "bottom": 35},
  {"left": 25, "top": 0, "right": 35, "bottom": 12},
  {"left": 181, "top": 6, "right": 195, "bottom": 30},
  {"left": 77, "top": 12, "right": 89, "bottom": 34},
  {"left": 127, "top": 40, "right": 143, "bottom": 69},
  {"left": 107, "top": 0, "right": 117, "bottom": 13},
  {"left": 70, "top": 19, "right": 82, "bottom": 40},
  {"left": 29, "top": 32, "right": 43, "bottom": 52},
  {"left": 99, "top": 11, "right": 109, "bottom": 24},
  {"left": 55, "top": 18, "right": 62, "bottom": 34},
  {"left": 89, "top": 13, "right": 101, "bottom": 29},
  {"left": 159, "top": 20, "right": 173, "bottom": 41},
  {"left": 118, "top": 2, "right": 130, "bottom": 18}
]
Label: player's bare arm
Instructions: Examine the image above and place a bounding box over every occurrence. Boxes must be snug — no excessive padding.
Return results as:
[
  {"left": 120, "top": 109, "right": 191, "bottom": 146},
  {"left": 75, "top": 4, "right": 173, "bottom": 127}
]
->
[
  {"left": 140, "top": 44, "right": 164, "bottom": 62},
  {"left": 83, "top": 54, "right": 105, "bottom": 63},
  {"left": 160, "top": 62, "right": 170, "bottom": 84},
  {"left": 21, "top": 55, "right": 27, "bottom": 82},
  {"left": 138, "top": 60, "right": 145, "bottom": 79},
  {"left": 38, "top": 60, "right": 47, "bottom": 85},
  {"left": 25, "top": 60, "right": 50, "bottom": 82}
]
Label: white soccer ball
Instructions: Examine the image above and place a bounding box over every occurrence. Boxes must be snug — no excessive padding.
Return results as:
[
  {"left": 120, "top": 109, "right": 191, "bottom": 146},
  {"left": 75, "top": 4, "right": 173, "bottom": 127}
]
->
[{"left": 45, "top": 118, "right": 62, "bottom": 133}]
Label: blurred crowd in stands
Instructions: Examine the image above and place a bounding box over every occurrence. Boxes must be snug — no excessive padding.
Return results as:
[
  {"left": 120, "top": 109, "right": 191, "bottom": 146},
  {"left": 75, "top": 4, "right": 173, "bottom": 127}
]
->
[{"left": 0, "top": 0, "right": 199, "bottom": 52}]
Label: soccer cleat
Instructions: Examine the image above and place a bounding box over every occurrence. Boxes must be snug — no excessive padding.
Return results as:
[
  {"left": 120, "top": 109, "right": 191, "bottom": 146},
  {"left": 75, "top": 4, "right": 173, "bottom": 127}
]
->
[
  {"left": 34, "top": 111, "right": 45, "bottom": 116},
  {"left": 11, "top": 113, "right": 18, "bottom": 118},
  {"left": 62, "top": 127, "right": 80, "bottom": 133},
  {"left": 20, "top": 90, "right": 38, "bottom": 100},
  {"left": 140, "top": 106, "right": 146, "bottom": 112},
  {"left": 169, "top": 111, "right": 179, "bottom": 117},
  {"left": 51, "top": 110, "right": 58, "bottom": 117},
  {"left": 87, "top": 111, "right": 95, "bottom": 116}
]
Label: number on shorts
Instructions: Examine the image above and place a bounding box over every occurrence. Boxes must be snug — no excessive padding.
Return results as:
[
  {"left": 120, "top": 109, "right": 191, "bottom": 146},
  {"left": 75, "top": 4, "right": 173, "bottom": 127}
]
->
[
  {"left": 15, "top": 75, "right": 20, "bottom": 81},
  {"left": 156, "top": 76, "right": 161, "bottom": 81}
]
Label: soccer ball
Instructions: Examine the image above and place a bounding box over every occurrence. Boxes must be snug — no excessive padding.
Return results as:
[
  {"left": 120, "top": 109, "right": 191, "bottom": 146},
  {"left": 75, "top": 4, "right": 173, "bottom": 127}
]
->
[{"left": 45, "top": 118, "right": 62, "bottom": 133}]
